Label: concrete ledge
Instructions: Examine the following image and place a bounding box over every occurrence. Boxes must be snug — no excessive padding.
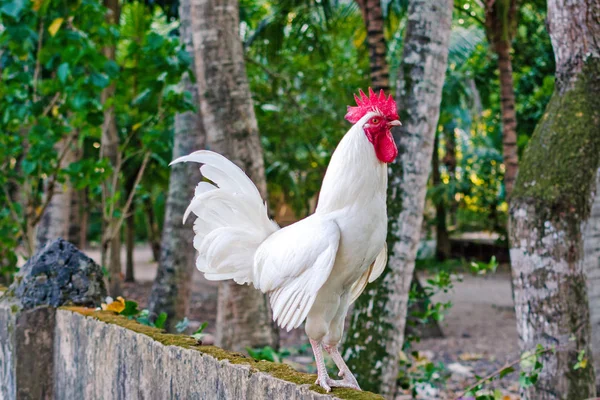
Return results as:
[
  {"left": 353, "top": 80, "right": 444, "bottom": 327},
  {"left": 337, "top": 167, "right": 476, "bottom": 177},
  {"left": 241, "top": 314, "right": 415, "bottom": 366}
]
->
[{"left": 55, "top": 309, "right": 382, "bottom": 400}]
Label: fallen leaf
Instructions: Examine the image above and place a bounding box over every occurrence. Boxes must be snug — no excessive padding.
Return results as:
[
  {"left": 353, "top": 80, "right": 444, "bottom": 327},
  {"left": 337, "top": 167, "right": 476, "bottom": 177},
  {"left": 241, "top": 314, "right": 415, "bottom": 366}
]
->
[
  {"left": 101, "top": 296, "right": 125, "bottom": 313},
  {"left": 459, "top": 352, "right": 484, "bottom": 361}
]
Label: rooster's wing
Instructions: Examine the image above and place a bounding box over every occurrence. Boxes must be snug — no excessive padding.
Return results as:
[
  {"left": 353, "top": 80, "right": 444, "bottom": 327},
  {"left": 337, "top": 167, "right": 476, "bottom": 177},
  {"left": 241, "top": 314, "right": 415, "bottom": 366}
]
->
[{"left": 254, "top": 215, "right": 340, "bottom": 331}]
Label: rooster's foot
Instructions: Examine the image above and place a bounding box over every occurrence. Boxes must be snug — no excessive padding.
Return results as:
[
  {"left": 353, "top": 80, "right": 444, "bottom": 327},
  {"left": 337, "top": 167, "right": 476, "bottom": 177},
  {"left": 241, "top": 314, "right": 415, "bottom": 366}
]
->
[
  {"left": 325, "top": 377, "right": 361, "bottom": 390},
  {"left": 315, "top": 376, "right": 332, "bottom": 392},
  {"left": 336, "top": 370, "right": 361, "bottom": 390}
]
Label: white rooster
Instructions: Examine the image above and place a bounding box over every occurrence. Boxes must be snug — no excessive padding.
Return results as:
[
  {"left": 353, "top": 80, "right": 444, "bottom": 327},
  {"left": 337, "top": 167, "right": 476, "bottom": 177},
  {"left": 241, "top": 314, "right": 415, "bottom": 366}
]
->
[{"left": 172, "top": 88, "right": 400, "bottom": 392}]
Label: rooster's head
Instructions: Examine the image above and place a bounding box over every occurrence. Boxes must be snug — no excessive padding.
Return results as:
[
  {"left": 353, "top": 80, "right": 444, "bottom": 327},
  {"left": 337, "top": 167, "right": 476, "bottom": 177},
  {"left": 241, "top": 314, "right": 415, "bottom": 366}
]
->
[{"left": 345, "top": 88, "right": 400, "bottom": 164}]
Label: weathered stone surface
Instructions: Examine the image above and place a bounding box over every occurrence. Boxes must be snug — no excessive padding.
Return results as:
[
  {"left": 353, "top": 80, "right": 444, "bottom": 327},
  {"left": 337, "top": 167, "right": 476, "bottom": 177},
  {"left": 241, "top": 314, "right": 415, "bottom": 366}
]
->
[
  {"left": 8, "top": 238, "right": 106, "bottom": 310},
  {"left": 0, "top": 303, "right": 55, "bottom": 400},
  {"left": 54, "top": 310, "right": 373, "bottom": 400},
  {"left": 0, "top": 302, "right": 17, "bottom": 400},
  {"left": 0, "top": 239, "right": 106, "bottom": 400}
]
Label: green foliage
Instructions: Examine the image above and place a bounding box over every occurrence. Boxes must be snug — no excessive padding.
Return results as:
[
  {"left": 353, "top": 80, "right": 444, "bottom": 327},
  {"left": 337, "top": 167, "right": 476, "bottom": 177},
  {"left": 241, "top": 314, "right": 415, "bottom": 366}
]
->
[
  {"left": 397, "top": 352, "right": 448, "bottom": 397},
  {"left": 0, "top": 0, "right": 192, "bottom": 272},
  {"left": 459, "top": 344, "right": 550, "bottom": 399},
  {"left": 0, "top": 0, "right": 111, "bottom": 267},
  {"left": 191, "top": 322, "right": 209, "bottom": 341},
  {"left": 244, "top": 1, "right": 368, "bottom": 217},
  {"left": 247, "top": 343, "right": 311, "bottom": 364},
  {"left": 469, "top": 256, "right": 498, "bottom": 275}
]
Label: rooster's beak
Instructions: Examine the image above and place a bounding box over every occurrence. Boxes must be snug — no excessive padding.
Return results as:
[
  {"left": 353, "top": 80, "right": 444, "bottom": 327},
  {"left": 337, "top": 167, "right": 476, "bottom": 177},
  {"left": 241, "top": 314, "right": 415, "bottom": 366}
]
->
[{"left": 388, "top": 120, "right": 402, "bottom": 127}]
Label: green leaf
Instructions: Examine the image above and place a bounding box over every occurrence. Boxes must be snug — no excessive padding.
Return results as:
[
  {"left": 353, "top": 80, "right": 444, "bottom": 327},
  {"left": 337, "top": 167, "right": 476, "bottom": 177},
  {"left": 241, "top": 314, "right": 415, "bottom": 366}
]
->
[
  {"left": 132, "top": 88, "right": 152, "bottom": 106},
  {"left": 193, "top": 322, "right": 208, "bottom": 335},
  {"left": 21, "top": 159, "right": 36, "bottom": 175},
  {"left": 120, "top": 300, "right": 140, "bottom": 317},
  {"left": 154, "top": 312, "right": 167, "bottom": 329},
  {"left": 57, "top": 63, "right": 69, "bottom": 84},
  {"left": 1, "top": 0, "right": 26, "bottom": 18},
  {"left": 499, "top": 366, "right": 515, "bottom": 379},
  {"left": 90, "top": 73, "right": 110, "bottom": 88},
  {"left": 175, "top": 317, "right": 189, "bottom": 333}
]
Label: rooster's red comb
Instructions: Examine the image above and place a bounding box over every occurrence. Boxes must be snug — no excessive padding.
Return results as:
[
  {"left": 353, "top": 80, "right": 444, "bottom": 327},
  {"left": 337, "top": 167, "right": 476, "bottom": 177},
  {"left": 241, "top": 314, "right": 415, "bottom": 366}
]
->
[{"left": 345, "top": 88, "right": 399, "bottom": 124}]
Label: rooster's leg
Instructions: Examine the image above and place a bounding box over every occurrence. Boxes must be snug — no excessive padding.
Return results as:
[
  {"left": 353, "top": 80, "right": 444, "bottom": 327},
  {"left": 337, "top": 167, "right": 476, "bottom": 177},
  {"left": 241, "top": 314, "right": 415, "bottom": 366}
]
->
[
  {"left": 310, "top": 339, "right": 332, "bottom": 392},
  {"left": 323, "top": 344, "right": 361, "bottom": 390}
]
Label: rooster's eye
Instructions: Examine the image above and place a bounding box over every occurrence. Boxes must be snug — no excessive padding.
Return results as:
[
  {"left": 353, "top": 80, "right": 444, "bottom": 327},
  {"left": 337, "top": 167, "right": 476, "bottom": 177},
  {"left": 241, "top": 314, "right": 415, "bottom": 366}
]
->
[{"left": 371, "top": 118, "right": 380, "bottom": 124}]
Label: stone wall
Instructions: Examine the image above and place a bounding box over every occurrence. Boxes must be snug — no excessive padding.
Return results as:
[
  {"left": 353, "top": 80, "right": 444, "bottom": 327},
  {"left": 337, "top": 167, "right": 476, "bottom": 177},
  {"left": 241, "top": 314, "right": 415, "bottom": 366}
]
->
[
  {"left": 0, "top": 239, "right": 382, "bottom": 400},
  {"left": 54, "top": 309, "right": 380, "bottom": 400}
]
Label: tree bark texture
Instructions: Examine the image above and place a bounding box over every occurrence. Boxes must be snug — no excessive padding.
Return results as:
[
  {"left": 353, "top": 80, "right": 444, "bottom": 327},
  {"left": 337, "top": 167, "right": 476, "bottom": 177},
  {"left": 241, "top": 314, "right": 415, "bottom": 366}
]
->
[
  {"left": 101, "top": 0, "right": 122, "bottom": 296},
  {"left": 189, "top": 0, "right": 278, "bottom": 351},
  {"left": 485, "top": 0, "right": 519, "bottom": 197},
  {"left": 509, "top": 1, "right": 600, "bottom": 398},
  {"left": 343, "top": 0, "right": 452, "bottom": 396},
  {"left": 143, "top": 197, "right": 161, "bottom": 262},
  {"left": 125, "top": 205, "right": 135, "bottom": 283},
  {"left": 35, "top": 140, "right": 74, "bottom": 249},
  {"left": 147, "top": 0, "right": 205, "bottom": 333},
  {"left": 585, "top": 169, "right": 600, "bottom": 388},
  {"left": 356, "top": 0, "right": 389, "bottom": 92},
  {"left": 433, "top": 130, "right": 451, "bottom": 260},
  {"left": 67, "top": 145, "right": 83, "bottom": 247}
]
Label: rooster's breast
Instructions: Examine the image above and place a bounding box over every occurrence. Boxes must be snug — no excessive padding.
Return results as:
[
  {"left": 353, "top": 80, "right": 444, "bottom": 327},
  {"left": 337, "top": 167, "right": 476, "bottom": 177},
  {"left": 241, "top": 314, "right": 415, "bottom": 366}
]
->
[{"left": 324, "top": 200, "right": 387, "bottom": 293}]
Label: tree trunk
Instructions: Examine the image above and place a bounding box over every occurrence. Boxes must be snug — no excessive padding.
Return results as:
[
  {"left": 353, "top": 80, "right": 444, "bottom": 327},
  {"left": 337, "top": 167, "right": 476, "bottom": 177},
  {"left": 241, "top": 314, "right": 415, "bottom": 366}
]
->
[
  {"left": 143, "top": 197, "right": 161, "bottom": 262},
  {"left": 343, "top": 0, "right": 452, "bottom": 396},
  {"left": 147, "top": 0, "right": 205, "bottom": 332},
  {"left": 356, "top": 0, "right": 389, "bottom": 92},
  {"left": 124, "top": 169, "right": 137, "bottom": 283},
  {"left": 433, "top": 130, "right": 451, "bottom": 260},
  {"left": 485, "top": 0, "right": 519, "bottom": 198},
  {"left": 585, "top": 169, "right": 600, "bottom": 389},
  {"left": 125, "top": 202, "right": 135, "bottom": 283},
  {"left": 35, "top": 139, "right": 74, "bottom": 249},
  {"left": 509, "top": 1, "right": 600, "bottom": 398},
  {"left": 101, "top": 0, "right": 122, "bottom": 296},
  {"left": 67, "top": 145, "right": 82, "bottom": 246},
  {"left": 189, "top": 0, "right": 278, "bottom": 351},
  {"left": 443, "top": 123, "right": 458, "bottom": 226}
]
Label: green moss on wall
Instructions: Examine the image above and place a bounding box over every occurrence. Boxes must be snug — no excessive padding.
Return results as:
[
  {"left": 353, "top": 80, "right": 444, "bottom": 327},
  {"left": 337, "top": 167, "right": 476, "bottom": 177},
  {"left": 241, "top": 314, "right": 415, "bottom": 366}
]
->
[
  {"left": 512, "top": 58, "right": 600, "bottom": 230},
  {"left": 62, "top": 307, "right": 383, "bottom": 400}
]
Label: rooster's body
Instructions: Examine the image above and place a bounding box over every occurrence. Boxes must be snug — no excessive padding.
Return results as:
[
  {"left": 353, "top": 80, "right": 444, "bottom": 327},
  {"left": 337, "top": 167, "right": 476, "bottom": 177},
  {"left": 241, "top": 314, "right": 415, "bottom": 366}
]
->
[{"left": 173, "top": 89, "right": 400, "bottom": 392}]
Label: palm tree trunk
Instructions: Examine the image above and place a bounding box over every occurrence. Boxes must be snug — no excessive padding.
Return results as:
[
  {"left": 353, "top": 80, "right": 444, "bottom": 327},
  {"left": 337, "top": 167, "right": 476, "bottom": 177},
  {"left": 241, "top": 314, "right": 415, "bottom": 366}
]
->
[
  {"left": 101, "top": 0, "right": 122, "bottom": 296},
  {"left": 356, "top": 0, "right": 389, "bottom": 91},
  {"left": 485, "top": 0, "right": 519, "bottom": 197},
  {"left": 189, "top": 0, "right": 278, "bottom": 351},
  {"left": 585, "top": 169, "right": 600, "bottom": 390},
  {"left": 343, "top": 0, "right": 453, "bottom": 396},
  {"left": 509, "top": 0, "right": 600, "bottom": 398},
  {"left": 147, "top": 0, "right": 205, "bottom": 332}
]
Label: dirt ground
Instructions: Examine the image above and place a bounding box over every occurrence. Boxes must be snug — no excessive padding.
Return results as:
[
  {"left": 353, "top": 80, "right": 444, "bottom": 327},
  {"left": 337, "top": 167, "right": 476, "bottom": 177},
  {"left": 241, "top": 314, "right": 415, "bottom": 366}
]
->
[{"left": 86, "top": 245, "right": 521, "bottom": 399}]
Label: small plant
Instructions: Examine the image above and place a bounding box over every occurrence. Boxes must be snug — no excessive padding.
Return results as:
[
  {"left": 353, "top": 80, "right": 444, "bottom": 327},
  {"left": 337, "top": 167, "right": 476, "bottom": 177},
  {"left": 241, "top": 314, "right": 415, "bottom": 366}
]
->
[
  {"left": 191, "top": 322, "right": 208, "bottom": 341},
  {"left": 455, "top": 344, "right": 551, "bottom": 399},
  {"left": 247, "top": 344, "right": 311, "bottom": 364},
  {"left": 101, "top": 296, "right": 167, "bottom": 329},
  {"left": 398, "top": 351, "right": 449, "bottom": 397},
  {"left": 469, "top": 256, "right": 498, "bottom": 275}
]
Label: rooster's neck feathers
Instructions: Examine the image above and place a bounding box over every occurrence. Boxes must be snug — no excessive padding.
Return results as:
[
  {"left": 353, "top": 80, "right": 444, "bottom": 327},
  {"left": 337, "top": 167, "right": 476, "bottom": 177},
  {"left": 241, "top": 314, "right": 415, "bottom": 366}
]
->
[{"left": 316, "top": 112, "right": 387, "bottom": 213}]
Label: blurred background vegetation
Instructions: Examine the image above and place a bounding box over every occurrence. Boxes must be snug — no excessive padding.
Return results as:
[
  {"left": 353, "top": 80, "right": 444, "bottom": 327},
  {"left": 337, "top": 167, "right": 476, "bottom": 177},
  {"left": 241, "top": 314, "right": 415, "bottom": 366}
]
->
[{"left": 0, "top": 0, "right": 554, "bottom": 276}]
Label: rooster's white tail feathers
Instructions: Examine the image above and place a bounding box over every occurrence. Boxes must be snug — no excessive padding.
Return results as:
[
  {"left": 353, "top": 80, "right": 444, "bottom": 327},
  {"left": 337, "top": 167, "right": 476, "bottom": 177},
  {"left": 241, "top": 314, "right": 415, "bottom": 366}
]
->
[{"left": 170, "top": 150, "right": 278, "bottom": 285}]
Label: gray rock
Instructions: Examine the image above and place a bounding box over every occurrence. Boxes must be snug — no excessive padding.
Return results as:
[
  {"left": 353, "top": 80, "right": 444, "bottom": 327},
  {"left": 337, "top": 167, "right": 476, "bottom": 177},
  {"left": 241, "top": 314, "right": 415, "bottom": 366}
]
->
[{"left": 8, "top": 238, "right": 106, "bottom": 310}]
